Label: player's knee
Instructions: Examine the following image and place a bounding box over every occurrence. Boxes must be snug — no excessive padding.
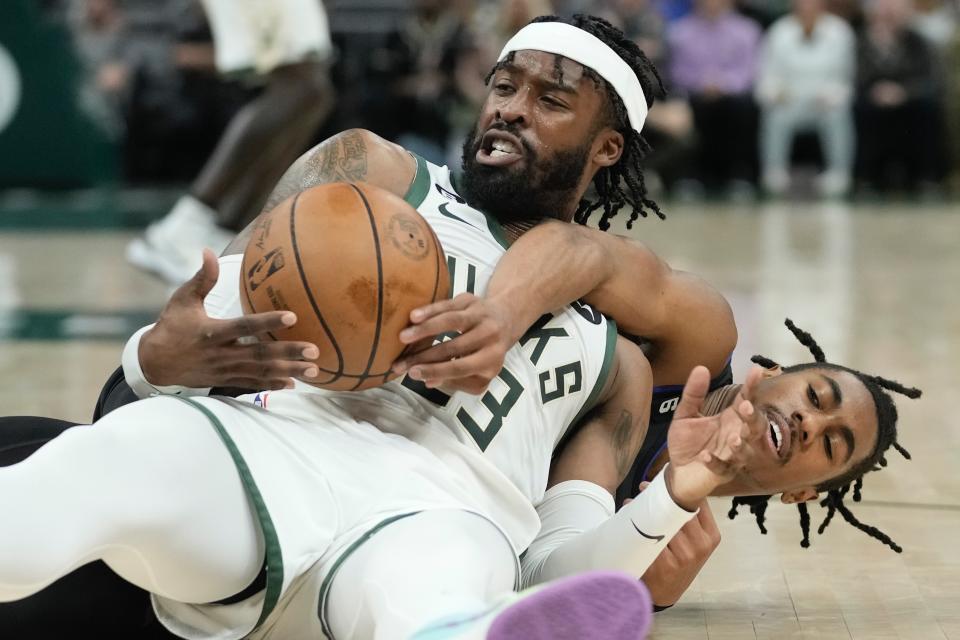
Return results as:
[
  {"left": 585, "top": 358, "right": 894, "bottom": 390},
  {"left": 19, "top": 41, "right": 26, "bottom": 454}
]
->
[
  {"left": 300, "top": 64, "right": 333, "bottom": 101},
  {"left": 365, "top": 512, "right": 507, "bottom": 583},
  {"left": 272, "top": 62, "right": 333, "bottom": 106}
]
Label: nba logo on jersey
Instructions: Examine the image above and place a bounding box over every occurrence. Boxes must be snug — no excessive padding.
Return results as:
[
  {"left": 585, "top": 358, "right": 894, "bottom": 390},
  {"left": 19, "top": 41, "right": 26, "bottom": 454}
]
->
[{"left": 253, "top": 392, "right": 269, "bottom": 408}]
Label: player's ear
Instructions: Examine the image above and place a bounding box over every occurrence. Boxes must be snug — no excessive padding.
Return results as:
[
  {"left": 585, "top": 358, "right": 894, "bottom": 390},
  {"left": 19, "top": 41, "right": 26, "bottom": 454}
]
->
[
  {"left": 592, "top": 128, "right": 623, "bottom": 168},
  {"left": 761, "top": 365, "right": 783, "bottom": 379},
  {"left": 780, "top": 488, "right": 818, "bottom": 504}
]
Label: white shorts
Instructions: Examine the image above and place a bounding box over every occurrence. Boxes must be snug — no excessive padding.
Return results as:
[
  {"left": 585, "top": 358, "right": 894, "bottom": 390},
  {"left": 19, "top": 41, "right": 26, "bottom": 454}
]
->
[
  {"left": 200, "top": 0, "right": 333, "bottom": 76},
  {"left": 151, "top": 395, "right": 519, "bottom": 640}
]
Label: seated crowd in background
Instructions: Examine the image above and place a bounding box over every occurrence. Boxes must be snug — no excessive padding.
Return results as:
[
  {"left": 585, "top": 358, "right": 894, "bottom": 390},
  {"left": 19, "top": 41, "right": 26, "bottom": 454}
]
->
[{"left": 62, "top": 0, "right": 960, "bottom": 200}]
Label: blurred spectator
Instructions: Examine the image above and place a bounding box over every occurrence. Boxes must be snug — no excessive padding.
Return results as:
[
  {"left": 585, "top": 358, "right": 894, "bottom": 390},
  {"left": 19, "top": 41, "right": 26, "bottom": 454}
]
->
[
  {"left": 756, "top": 0, "right": 856, "bottom": 197},
  {"left": 737, "top": 0, "right": 791, "bottom": 27},
  {"left": 603, "top": 0, "right": 668, "bottom": 71},
  {"left": 364, "top": 0, "right": 472, "bottom": 164},
  {"left": 552, "top": 0, "right": 601, "bottom": 15},
  {"left": 656, "top": 0, "right": 695, "bottom": 22},
  {"left": 69, "top": 0, "right": 131, "bottom": 139},
  {"left": 668, "top": 0, "right": 761, "bottom": 198},
  {"left": 826, "top": 0, "right": 863, "bottom": 26},
  {"left": 600, "top": 0, "right": 697, "bottom": 193},
  {"left": 855, "top": 0, "right": 944, "bottom": 193},
  {"left": 911, "top": 0, "right": 957, "bottom": 51}
]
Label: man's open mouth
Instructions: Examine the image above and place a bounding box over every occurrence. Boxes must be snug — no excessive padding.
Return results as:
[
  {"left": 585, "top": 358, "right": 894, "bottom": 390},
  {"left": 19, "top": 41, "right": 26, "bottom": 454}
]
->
[
  {"left": 764, "top": 408, "right": 792, "bottom": 460},
  {"left": 477, "top": 129, "right": 525, "bottom": 167}
]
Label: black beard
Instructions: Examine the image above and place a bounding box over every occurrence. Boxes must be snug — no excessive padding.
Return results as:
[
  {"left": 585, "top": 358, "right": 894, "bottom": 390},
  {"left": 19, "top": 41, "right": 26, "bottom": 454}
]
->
[{"left": 459, "top": 122, "right": 590, "bottom": 224}]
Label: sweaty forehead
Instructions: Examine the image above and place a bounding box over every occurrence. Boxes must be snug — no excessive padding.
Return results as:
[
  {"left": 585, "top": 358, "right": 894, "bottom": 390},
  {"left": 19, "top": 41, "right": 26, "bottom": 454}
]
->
[{"left": 504, "top": 50, "right": 598, "bottom": 89}]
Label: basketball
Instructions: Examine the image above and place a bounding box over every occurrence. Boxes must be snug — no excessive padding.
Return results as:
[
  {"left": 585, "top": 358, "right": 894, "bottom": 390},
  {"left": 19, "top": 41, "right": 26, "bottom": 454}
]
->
[{"left": 240, "top": 182, "right": 449, "bottom": 391}]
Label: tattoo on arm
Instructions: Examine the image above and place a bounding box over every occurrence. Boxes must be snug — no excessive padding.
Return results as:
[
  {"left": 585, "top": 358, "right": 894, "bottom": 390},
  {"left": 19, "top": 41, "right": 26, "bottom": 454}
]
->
[
  {"left": 612, "top": 409, "right": 636, "bottom": 479},
  {"left": 262, "top": 130, "right": 369, "bottom": 214},
  {"left": 226, "top": 131, "right": 371, "bottom": 256}
]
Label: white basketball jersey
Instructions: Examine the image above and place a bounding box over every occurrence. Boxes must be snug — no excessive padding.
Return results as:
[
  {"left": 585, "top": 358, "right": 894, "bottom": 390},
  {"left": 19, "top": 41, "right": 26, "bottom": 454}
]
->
[
  {"left": 251, "top": 155, "right": 616, "bottom": 548},
  {"left": 380, "top": 155, "right": 617, "bottom": 505}
]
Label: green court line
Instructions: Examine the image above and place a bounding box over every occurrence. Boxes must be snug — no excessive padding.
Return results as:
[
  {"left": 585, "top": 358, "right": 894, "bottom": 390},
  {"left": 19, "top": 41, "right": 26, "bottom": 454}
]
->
[
  {"left": 0, "top": 189, "right": 176, "bottom": 230},
  {"left": 0, "top": 309, "right": 159, "bottom": 340},
  {"left": 0, "top": 208, "right": 160, "bottom": 230}
]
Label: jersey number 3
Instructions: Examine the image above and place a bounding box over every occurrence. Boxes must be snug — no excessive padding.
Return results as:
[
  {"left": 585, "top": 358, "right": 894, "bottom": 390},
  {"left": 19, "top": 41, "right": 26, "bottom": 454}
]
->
[{"left": 401, "top": 371, "right": 523, "bottom": 451}]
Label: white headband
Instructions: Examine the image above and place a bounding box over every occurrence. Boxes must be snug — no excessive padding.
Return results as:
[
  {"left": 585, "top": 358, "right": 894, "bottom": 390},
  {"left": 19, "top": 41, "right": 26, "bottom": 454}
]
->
[{"left": 497, "top": 22, "right": 648, "bottom": 133}]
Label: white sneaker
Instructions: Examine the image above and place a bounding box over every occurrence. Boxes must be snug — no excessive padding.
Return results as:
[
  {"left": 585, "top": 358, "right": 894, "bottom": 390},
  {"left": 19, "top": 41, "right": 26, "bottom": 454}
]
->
[
  {"left": 763, "top": 169, "right": 790, "bottom": 196},
  {"left": 127, "top": 196, "right": 234, "bottom": 285},
  {"left": 816, "top": 171, "right": 851, "bottom": 199}
]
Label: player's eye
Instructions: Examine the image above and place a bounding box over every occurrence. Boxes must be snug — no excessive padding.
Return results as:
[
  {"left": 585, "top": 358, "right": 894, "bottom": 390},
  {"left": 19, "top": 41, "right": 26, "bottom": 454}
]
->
[{"left": 807, "top": 384, "right": 820, "bottom": 409}]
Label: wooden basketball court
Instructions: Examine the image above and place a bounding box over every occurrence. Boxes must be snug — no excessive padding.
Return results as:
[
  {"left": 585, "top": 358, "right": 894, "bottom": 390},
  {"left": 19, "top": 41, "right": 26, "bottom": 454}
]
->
[{"left": 0, "top": 199, "right": 955, "bottom": 639}]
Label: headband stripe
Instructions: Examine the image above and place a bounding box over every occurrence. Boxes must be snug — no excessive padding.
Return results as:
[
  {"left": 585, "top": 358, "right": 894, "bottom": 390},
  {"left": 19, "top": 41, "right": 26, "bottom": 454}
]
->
[{"left": 497, "top": 22, "right": 648, "bottom": 133}]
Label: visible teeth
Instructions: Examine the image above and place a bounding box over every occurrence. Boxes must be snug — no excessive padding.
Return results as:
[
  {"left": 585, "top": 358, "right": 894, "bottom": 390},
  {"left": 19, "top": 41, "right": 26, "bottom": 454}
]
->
[
  {"left": 769, "top": 420, "right": 782, "bottom": 453},
  {"left": 491, "top": 140, "right": 518, "bottom": 154}
]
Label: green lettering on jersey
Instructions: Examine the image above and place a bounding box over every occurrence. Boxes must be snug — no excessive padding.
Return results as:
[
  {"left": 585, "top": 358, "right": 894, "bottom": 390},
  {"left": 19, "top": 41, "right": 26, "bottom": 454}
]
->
[
  {"left": 447, "top": 256, "right": 477, "bottom": 295},
  {"left": 539, "top": 362, "right": 583, "bottom": 404},
  {"left": 458, "top": 368, "right": 524, "bottom": 451},
  {"left": 519, "top": 314, "right": 569, "bottom": 365},
  {"left": 399, "top": 331, "right": 458, "bottom": 405},
  {"left": 400, "top": 375, "right": 452, "bottom": 406}
]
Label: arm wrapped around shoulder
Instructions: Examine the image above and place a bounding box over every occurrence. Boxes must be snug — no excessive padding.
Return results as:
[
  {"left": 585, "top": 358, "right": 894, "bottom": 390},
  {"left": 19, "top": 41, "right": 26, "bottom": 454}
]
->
[{"left": 521, "top": 469, "right": 696, "bottom": 588}]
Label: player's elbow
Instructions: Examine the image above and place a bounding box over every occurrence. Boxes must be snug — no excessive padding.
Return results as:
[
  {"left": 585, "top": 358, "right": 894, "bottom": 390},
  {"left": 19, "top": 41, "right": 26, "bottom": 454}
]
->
[{"left": 713, "top": 296, "right": 738, "bottom": 366}]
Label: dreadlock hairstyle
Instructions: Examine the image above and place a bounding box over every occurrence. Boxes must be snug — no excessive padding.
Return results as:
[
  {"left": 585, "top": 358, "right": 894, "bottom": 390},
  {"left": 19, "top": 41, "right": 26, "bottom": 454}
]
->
[
  {"left": 485, "top": 14, "right": 666, "bottom": 230},
  {"left": 728, "top": 319, "right": 921, "bottom": 552}
]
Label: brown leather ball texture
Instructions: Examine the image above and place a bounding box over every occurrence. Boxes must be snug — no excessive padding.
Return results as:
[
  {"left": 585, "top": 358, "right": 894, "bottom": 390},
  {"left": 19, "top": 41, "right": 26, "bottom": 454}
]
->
[{"left": 240, "top": 182, "right": 449, "bottom": 391}]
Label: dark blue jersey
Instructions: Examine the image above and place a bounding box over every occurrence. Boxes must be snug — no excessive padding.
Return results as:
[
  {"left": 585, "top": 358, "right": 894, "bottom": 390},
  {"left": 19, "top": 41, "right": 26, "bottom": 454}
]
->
[{"left": 615, "top": 361, "right": 734, "bottom": 508}]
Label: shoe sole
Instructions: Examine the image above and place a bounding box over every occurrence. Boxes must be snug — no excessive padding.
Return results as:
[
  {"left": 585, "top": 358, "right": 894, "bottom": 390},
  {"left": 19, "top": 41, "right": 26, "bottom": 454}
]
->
[
  {"left": 487, "top": 572, "right": 652, "bottom": 640},
  {"left": 412, "top": 571, "right": 653, "bottom": 640}
]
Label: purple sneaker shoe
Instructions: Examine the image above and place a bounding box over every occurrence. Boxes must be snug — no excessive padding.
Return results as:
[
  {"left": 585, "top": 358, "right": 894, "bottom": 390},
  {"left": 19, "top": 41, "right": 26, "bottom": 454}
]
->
[{"left": 412, "top": 571, "right": 653, "bottom": 640}]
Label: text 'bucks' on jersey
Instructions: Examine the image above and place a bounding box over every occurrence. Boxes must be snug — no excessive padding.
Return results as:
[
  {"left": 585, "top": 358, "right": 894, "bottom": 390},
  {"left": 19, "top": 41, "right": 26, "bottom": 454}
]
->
[{"left": 389, "top": 154, "right": 618, "bottom": 506}]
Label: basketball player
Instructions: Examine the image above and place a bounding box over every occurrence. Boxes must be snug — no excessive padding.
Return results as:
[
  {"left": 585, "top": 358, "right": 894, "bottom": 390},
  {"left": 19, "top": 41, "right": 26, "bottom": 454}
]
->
[{"left": 126, "top": 0, "right": 334, "bottom": 285}]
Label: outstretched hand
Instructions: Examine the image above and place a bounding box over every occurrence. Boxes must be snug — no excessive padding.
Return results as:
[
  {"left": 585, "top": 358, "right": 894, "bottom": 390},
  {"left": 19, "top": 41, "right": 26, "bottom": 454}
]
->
[
  {"left": 391, "top": 293, "right": 518, "bottom": 395},
  {"left": 139, "top": 249, "right": 320, "bottom": 391},
  {"left": 640, "top": 495, "right": 721, "bottom": 608},
  {"left": 665, "top": 366, "right": 763, "bottom": 509}
]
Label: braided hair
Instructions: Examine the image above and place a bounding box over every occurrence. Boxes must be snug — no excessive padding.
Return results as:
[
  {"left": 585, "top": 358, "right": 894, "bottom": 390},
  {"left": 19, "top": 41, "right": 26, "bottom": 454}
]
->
[
  {"left": 485, "top": 14, "right": 666, "bottom": 230},
  {"left": 728, "top": 319, "right": 921, "bottom": 552}
]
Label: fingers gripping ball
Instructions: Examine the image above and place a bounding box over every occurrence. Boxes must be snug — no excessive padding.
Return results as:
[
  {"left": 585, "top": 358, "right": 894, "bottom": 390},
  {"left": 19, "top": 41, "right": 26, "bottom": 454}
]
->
[{"left": 241, "top": 182, "right": 450, "bottom": 390}]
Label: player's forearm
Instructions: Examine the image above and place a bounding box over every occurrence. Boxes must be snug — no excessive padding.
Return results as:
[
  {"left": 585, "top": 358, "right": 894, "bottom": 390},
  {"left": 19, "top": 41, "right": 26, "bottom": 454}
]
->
[
  {"left": 490, "top": 221, "right": 684, "bottom": 344},
  {"left": 486, "top": 221, "right": 614, "bottom": 342},
  {"left": 522, "top": 471, "right": 695, "bottom": 587}
]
